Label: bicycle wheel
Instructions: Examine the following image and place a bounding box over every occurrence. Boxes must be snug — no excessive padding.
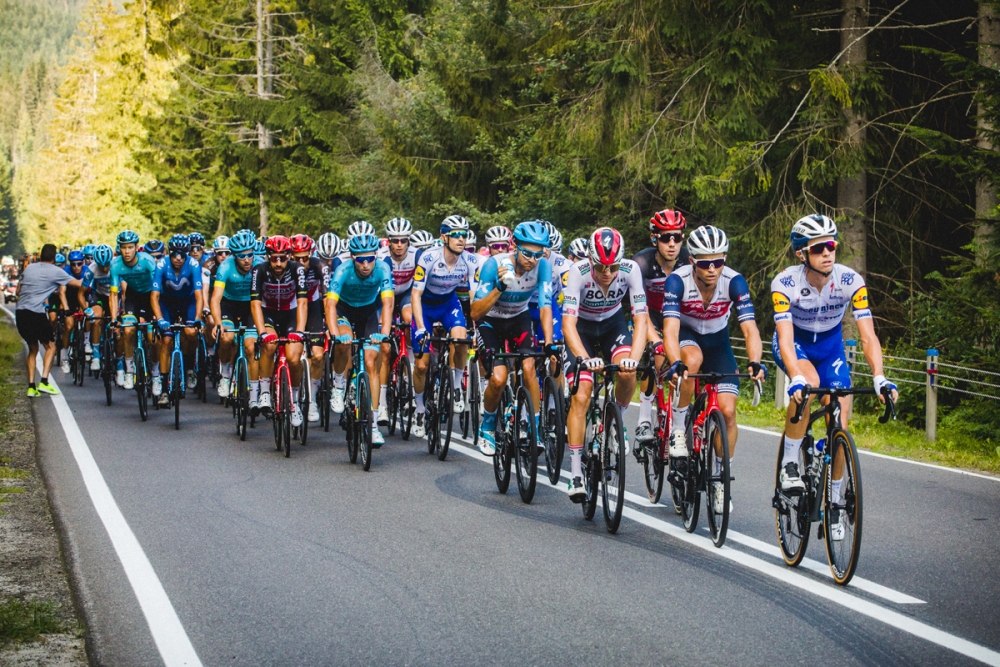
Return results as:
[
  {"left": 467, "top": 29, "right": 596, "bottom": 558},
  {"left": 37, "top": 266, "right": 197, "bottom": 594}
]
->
[
  {"left": 134, "top": 352, "right": 148, "bottom": 422},
  {"left": 493, "top": 385, "right": 513, "bottom": 494},
  {"left": 435, "top": 365, "right": 453, "bottom": 461},
  {"left": 172, "top": 360, "right": 183, "bottom": 430},
  {"left": 321, "top": 353, "right": 332, "bottom": 432},
  {"left": 297, "top": 366, "right": 310, "bottom": 447},
  {"left": 196, "top": 336, "right": 208, "bottom": 403},
  {"left": 425, "top": 354, "right": 439, "bottom": 454},
  {"left": 704, "top": 411, "right": 730, "bottom": 548},
  {"left": 513, "top": 386, "right": 538, "bottom": 504},
  {"left": 281, "top": 369, "right": 293, "bottom": 458},
  {"left": 824, "top": 429, "right": 863, "bottom": 585},
  {"left": 582, "top": 448, "right": 599, "bottom": 521},
  {"left": 469, "top": 361, "right": 480, "bottom": 449},
  {"left": 346, "top": 391, "right": 359, "bottom": 464},
  {"left": 235, "top": 359, "right": 249, "bottom": 441},
  {"left": 773, "top": 433, "right": 810, "bottom": 567},
  {"left": 601, "top": 400, "right": 626, "bottom": 534},
  {"left": 102, "top": 332, "right": 114, "bottom": 405},
  {"left": 358, "top": 373, "right": 373, "bottom": 471},
  {"left": 387, "top": 362, "right": 399, "bottom": 436},
  {"left": 398, "top": 356, "right": 413, "bottom": 440},
  {"left": 541, "top": 377, "right": 566, "bottom": 486}
]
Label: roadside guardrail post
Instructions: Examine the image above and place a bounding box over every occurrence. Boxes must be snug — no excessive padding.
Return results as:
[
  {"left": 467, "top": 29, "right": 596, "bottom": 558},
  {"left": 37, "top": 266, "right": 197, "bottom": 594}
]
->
[
  {"left": 926, "top": 348, "right": 938, "bottom": 442},
  {"left": 774, "top": 371, "right": 789, "bottom": 410},
  {"left": 845, "top": 339, "right": 857, "bottom": 380}
]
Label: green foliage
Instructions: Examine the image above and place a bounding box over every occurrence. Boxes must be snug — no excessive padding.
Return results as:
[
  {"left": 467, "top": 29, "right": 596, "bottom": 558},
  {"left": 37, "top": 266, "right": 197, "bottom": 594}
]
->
[{"left": 0, "top": 599, "right": 63, "bottom": 645}]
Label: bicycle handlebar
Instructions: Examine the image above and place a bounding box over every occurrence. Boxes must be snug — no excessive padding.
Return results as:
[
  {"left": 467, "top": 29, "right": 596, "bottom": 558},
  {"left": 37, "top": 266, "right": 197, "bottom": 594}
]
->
[{"left": 790, "top": 385, "right": 897, "bottom": 425}]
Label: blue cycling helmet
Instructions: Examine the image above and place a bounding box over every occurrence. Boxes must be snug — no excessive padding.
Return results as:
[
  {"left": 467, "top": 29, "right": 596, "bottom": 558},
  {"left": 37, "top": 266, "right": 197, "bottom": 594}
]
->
[
  {"left": 168, "top": 234, "right": 190, "bottom": 253},
  {"left": 228, "top": 229, "right": 256, "bottom": 254},
  {"left": 188, "top": 232, "right": 206, "bottom": 247},
  {"left": 349, "top": 233, "right": 380, "bottom": 254},
  {"left": 68, "top": 250, "right": 85, "bottom": 262},
  {"left": 55, "top": 253, "right": 66, "bottom": 264},
  {"left": 82, "top": 244, "right": 96, "bottom": 258},
  {"left": 117, "top": 230, "right": 139, "bottom": 246},
  {"left": 512, "top": 221, "right": 550, "bottom": 247},
  {"left": 145, "top": 239, "right": 164, "bottom": 255},
  {"left": 94, "top": 245, "right": 114, "bottom": 267},
  {"left": 254, "top": 238, "right": 266, "bottom": 255}
]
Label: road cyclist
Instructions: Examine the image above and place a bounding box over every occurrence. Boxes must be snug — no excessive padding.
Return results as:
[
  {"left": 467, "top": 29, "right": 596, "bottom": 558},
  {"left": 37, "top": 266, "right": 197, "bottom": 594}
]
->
[
  {"left": 376, "top": 217, "right": 418, "bottom": 425},
  {"left": 81, "top": 245, "right": 115, "bottom": 372},
  {"left": 108, "top": 230, "right": 160, "bottom": 391},
  {"left": 290, "top": 233, "right": 332, "bottom": 423}
]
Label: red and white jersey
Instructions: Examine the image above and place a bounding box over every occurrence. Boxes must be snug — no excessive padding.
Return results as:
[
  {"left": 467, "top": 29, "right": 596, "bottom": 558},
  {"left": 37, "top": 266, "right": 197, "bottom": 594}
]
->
[
  {"left": 562, "top": 259, "right": 647, "bottom": 322},
  {"left": 377, "top": 245, "right": 418, "bottom": 294}
]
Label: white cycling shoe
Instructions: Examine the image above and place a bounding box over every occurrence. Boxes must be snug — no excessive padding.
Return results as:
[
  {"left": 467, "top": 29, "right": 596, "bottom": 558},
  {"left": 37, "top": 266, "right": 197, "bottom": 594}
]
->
[
  {"left": 152, "top": 376, "right": 163, "bottom": 397},
  {"left": 452, "top": 388, "right": 464, "bottom": 414},
  {"left": 217, "top": 377, "right": 231, "bottom": 398},
  {"left": 258, "top": 392, "right": 272, "bottom": 411},
  {"left": 372, "top": 426, "right": 384, "bottom": 447},
  {"left": 377, "top": 403, "right": 389, "bottom": 425},
  {"left": 669, "top": 430, "right": 688, "bottom": 458},
  {"left": 186, "top": 369, "right": 198, "bottom": 388},
  {"left": 91, "top": 356, "right": 101, "bottom": 371},
  {"left": 829, "top": 511, "right": 846, "bottom": 541},
  {"left": 290, "top": 404, "right": 303, "bottom": 428},
  {"left": 123, "top": 373, "right": 135, "bottom": 390},
  {"left": 712, "top": 482, "right": 733, "bottom": 515},
  {"left": 60, "top": 359, "right": 70, "bottom": 374},
  {"left": 411, "top": 413, "right": 426, "bottom": 438},
  {"left": 331, "top": 386, "right": 346, "bottom": 413},
  {"left": 308, "top": 401, "right": 319, "bottom": 422},
  {"left": 115, "top": 369, "right": 125, "bottom": 387},
  {"left": 779, "top": 463, "right": 806, "bottom": 492}
]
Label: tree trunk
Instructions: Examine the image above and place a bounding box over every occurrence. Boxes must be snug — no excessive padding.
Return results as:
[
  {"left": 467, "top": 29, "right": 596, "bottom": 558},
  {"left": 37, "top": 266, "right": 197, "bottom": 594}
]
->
[
  {"left": 837, "top": 0, "right": 868, "bottom": 276},
  {"left": 255, "top": 0, "right": 271, "bottom": 236},
  {"left": 975, "top": 2, "right": 1000, "bottom": 259}
]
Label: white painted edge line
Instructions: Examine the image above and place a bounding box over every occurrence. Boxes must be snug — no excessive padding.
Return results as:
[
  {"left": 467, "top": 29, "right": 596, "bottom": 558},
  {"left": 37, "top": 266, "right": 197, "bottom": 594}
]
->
[
  {"left": 0, "top": 304, "right": 203, "bottom": 667},
  {"left": 446, "top": 436, "right": 1000, "bottom": 666}
]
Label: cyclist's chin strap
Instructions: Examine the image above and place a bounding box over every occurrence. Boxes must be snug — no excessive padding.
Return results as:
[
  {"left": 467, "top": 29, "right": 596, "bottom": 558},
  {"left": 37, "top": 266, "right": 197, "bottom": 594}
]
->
[{"left": 802, "top": 255, "right": 832, "bottom": 278}]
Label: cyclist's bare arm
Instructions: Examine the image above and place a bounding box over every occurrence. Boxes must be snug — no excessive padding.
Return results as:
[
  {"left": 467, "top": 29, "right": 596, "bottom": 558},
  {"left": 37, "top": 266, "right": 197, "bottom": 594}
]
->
[
  {"left": 562, "top": 314, "right": 590, "bottom": 366},
  {"left": 663, "top": 316, "right": 682, "bottom": 365},
  {"left": 380, "top": 294, "right": 394, "bottom": 336},
  {"left": 738, "top": 318, "right": 765, "bottom": 380},
  {"left": 295, "top": 297, "right": 308, "bottom": 332},
  {"left": 410, "top": 288, "right": 425, "bottom": 332}
]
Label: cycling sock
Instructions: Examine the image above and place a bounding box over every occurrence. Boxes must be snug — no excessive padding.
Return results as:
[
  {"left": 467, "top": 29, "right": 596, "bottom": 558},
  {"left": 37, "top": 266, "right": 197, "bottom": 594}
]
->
[
  {"left": 831, "top": 477, "right": 843, "bottom": 505},
  {"left": 415, "top": 392, "right": 425, "bottom": 414},
  {"left": 569, "top": 448, "right": 583, "bottom": 478},
  {"left": 453, "top": 367, "right": 464, "bottom": 391},
  {"left": 292, "top": 387, "right": 299, "bottom": 403},
  {"left": 124, "top": 357, "right": 134, "bottom": 373},
  {"left": 379, "top": 385, "right": 387, "bottom": 407},
  {"left": 151, "top": 366, "right": 160, "bottom": 377},
  {"left": 617, "top": 401, "right": 629, "bottom": 417},
  {"left": 220, "top": 362, "right": 232, "bottom": 379},
  {"left": 672, "top": 405, "right": 689, "bottom": 432},
  {"left": 250, "top": 381, "right": 259, "bottom": 403},
  {"left": 638, "top": 392, "right": 652, "bottom": 424},
  {"left": 312, "top": 379, "right": 320, "bottom": 400},
  {"left": 782, "top": 436, "right": 804, "bottom": 467},
  {"left": 260, "top": 378, "right": 271, "bottom": 395},
  {"left": 333, "top": 372, "right": 346, "bottom": 390},
  {"left": 481, "top": 409, "right": 496, "bottom": 429}
]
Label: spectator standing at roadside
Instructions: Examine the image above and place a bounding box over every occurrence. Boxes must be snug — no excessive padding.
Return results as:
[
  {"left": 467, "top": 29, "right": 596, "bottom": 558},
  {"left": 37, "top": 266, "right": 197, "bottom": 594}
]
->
[{"left": 15, "top": 244, "right": 83, "bottom": 396}]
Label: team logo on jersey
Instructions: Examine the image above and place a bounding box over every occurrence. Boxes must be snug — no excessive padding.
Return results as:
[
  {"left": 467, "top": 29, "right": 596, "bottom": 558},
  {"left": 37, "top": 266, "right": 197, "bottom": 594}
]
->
[
  {"left": 772, "top": 292, "right": 791, "bottom": 313},
  {"left": 779, "top": 275, "right": 795, "bottom": 288},
  {"left": 474, "top": 268, "right": 480, "bottom": 282},
  {"left": 851, "top": 286, "right": 869, "bottom": 310},
  {"left": 561, "top": 271, "right": 569, "bottom": 288},
  {"left": 841, "top": 272, "right": 855, "bottom": 286},
  {"left": 414, "top": 265, "right": 425, "bottom": 281}
]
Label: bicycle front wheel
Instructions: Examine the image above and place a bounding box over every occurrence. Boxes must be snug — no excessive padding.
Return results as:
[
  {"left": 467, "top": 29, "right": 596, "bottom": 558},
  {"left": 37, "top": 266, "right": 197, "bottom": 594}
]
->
[
  {"left": 513, "top": 386, "right": 538, "bottom": 504},
  {"left": 469, "top": 361, "right": 480, "bottom": 449},
  {"left": 235, "top": 359, "right": 249, "bottom": 441},
  {"left": 435, "top": 365, "right": 453, "bottom": 461},
  {"left": 493, "top": 386, "right": 513, "bottom": 494},
  {"left": 398, "top": 356, "right": 413, "bottom": 440},
  {"left": 773, "top": 433, "right": 810, "bottom": 567},
  {"left": 704, "top": 411, "right": 730, "bottom": 547},
  {"left": 824, "top": 429, "right": 863, "bottom": 585},
  {"left": 358, "top": 373, "right": 373, "bottom": 471},
  {"left": 601, "top": 400, "right": 626, "bottom": 534},
  {"left": 280, "top": 370, "right": 293, "bottom": 458},
  {"left": 643, "top": 408, "right": 667, "bottom": 504},
  {"left": 541, "top": 376, "right": 566, "bottom": 486},
  {"left": 425, "top": 354, "right": 439, "bottom": 454},
  {"left": 297, "top": 365, "right": 310, "bottom": 447},
  {"left": 135, "top": 352, "right": 148, "bottom": 422}
]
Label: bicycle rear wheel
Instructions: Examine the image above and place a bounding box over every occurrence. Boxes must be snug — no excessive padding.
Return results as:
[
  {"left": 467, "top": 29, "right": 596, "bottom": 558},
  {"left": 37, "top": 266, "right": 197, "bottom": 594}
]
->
[
  {"left": 281, "top": 369, "right": 293, "bottom": 458},
  {"left": 704, "top": 411, "right": 730, "bottom": 547},
  {"left": 824, "top": 429, "right": 863, "bottom": 585},
  {"left": 644, "top": 402, "right": 668, "bottom": 504},
  {"left": 135, "top": 352, "right": 148, "bottom": 422},
  {"left": 358, "top": 373, "right": 373, "bottom": 471},
  {"left": 235, "top": 359, "right": 249, "bottom": 441},
  {"left": 272, "top": 374, "right": 284, "bottom": 452},
  {"left": 773, "top": 433, "right": 810, "bottom": 567},
  {"left": 435, "top": 364, "right": 453, "bottom": 461},
  {"left": 425, "top": 354, "right": 438, "bottom": 454},
  {"left": 102, "top": 331, "right": 114, "bottom": 406},
  {"left": 582, "top": 448, "right": 599, "bottom": 521},
  {"left": 513, "top": 386, "right": 538, "bottom": 504},
  {"left": 297, "top": 366, "right": 310, "bottom": 446},
  {"left": 196, "top": 336, "right": 208, "bottom": 403},
  {"left": 346, "top": 392, "right": 359, "bottom": 464},
  {"left": 493, "top": 385, "right": 512, "bottom": 494},
  {"left": 541, "top": 376, "right": 566, "bottom": 486},
  {"left": 601, "top": 400, "right": 626, "bottom": 534}
]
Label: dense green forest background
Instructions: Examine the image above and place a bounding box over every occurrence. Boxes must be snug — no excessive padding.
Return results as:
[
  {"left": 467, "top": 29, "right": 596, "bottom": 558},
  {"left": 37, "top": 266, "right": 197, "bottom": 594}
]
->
[{"left": 1, "top": 0, "right": 999, "bottom": 430}]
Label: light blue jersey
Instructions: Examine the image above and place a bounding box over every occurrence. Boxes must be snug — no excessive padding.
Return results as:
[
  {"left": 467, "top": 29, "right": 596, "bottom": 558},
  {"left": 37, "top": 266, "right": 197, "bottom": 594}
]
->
[
  {"left": 327, "top": 260, "right": 393, "bottom": 308},
  {"left": 213, "top": 256, "right": 254, "bottom": 302},
  {"left": 109, "top": 252, "right": 158, "bottom": 294},
  {"left": 474, "top": 254, "right": 552, "bottom": 319}
]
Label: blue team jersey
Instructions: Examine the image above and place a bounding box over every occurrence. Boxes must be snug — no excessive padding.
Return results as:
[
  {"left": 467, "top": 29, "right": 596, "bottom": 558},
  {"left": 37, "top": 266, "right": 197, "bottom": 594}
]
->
[
  {"left": 213, "top": 256, "right": 254, "bottom": 302},
  {"left": 474, "top": 254, "right": 552, "bottom": 319},
  {"left": 82, "top": 262, "right": 113, "bottom": 297},
  {"left": 327, "top": 260, "right": 393, "bottom": 308},
  {"left": 152, "top": 258, "right": 203, "bottom": 299},
  {"left": 109, "top": 252, "right": 158, "bottom": 294}
]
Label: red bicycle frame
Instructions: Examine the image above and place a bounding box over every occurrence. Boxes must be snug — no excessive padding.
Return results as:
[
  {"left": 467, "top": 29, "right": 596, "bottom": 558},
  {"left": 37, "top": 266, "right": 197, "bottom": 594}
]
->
[
  {"left": 268, "top": 338, "right": 295, "bottom": 416},
  {"left": 689, "top": 379, "right": 723, "bottom": 455}
]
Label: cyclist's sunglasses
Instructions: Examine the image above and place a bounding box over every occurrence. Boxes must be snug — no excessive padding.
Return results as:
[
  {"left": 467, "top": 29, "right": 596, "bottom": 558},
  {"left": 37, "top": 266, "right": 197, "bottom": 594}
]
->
[
  {"left": 489, "top": 243, "right": 508, "bottom": 252},
  {"left": 70, "top": 261, "right": 85, "bottom": 267},
  {"left": 592, "top": 263, "right": 620, "bottom": 274},
  {"left": 807, "top": 240, "right": 838, "bottom": 254},
  {"left": 169, "top": 250, "right": 187, "bottom": 259},
  {"left": 215, "top": 250, "right": 231, "bottom": 258},
  {"left": 694, "top": 258, "right": 725, "bottom": 270},
  {"left": 233, "top": 252, "right": 254, "bottom": 260},
  {"left": 268, "top": 254, "right": 289, "bottom": 263},
  {"left": 388, "top": 237, "right": 409, "bottom": 245},
  {"left": 446, "top": 230, "right": 468, "bottom": 239},
  {"left": 518, "top": 246, "right": 545, "bottom": 260},
  {"left": 353, "top": 255, "right": 377, "bottom": 264},
  {"left": 657, "top": 233, "right": 683, "bottom": 244}
]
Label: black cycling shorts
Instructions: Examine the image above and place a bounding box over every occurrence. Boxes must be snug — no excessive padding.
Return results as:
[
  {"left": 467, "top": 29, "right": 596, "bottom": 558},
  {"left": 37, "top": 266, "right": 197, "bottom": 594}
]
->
[
  {"left": 262, "top": 307, "right": 296, "bottom": 336},
  {"left": 566, "top": 309, "right": 633, "bottom": 385},
  {"left": 336, "top": 301, "right": 381, "bottom": 340},
  {"left": 121, "top": 290, "right": 153, "bottom": 321},
  {"left": 477, "top": 311, "right": 535, "bottom": 356},
  {"left": 305, "top": 300, "right": 325, "bottom": 336},
  {"left": 16, "top": 309, "right": 54, "bottom": 346}
]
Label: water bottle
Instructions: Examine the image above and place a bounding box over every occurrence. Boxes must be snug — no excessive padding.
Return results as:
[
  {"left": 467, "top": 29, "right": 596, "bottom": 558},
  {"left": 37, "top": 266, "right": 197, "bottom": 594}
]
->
[{"left": 815, "top": 438, "right": 825, "bottom": 453}]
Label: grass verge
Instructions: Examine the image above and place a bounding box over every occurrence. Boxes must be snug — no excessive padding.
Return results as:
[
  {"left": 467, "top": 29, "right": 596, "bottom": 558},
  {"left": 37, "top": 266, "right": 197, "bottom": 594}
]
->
[{"left": 0, "top": 599, "right": 64, "bottom": 645}]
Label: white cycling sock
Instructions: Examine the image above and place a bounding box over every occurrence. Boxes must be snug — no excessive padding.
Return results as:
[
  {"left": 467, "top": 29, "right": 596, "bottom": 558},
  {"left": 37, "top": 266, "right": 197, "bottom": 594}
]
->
[
  {"left": 151, "top": 366, "right": 160, "bottom": 378},
  {"left": 260, "top": 378, "right": 271, "bottom": 395},
  {"left": 292, "top": 386, "right": 299, "bottom": 403},
  {"left": 831, "top": 477, "right": 843, "bottom": 505},
  {"left": 638, "top": 392, "right": 652, "bottom": 424},
  {"left": 333, "top": 372, "right": 346, "bottom": 389},
  {"left": 124, "top": 357, "right": 134, "bottom": 373},
  {"left": 671, "top": 405, "right": 689, "bottom": 432},
  {"left": 250, "top": 381, "right": 259, "bottom": 403},
  {"left": 782, "top": 436, "right": 804, "bottom": 467},
  {"left": 617, "top": 402, "right": 628, "bottom": 418},
  {"left": 311, "top": 379, "right": 320, "bottom": 401},
  {"left": 569, "top": 448, "right": 583, "bottom": 478},
  {"left": 453, "top": 367, "right": 464, "bottom": 391},
  {"left": 380, "top": 385, "right": 387, "bottom": 407},
  {"left": 415, "top": 392, "right": 425, "bottom": 414},
  {"left": 220, "top": 362, "right": 232, "bottom": 379}
]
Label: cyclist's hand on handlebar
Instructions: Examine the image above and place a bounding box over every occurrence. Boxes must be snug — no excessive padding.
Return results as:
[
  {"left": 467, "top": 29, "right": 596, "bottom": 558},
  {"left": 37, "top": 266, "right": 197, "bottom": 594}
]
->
[
  {"left": 544, "top": 343, "right": 561, "bottom": 358},
  {"left": 84, "top": 307, "right": 94, "bottom": 318},
  {"left": 583, "top": 357, "right": 604, "bottom": 371},
  {"left": 748, "top": 361, "right": 767, "bottom": 382},
  {"left": 874, "top": 374, "right": 898, "bottom": 403},
  {"left": 619, "top": 357, "right": 638, "bottom": 373},
  {"left": 286, "top": 331, "right": 304, "bottom": 343},
  {"left": 413, "top": 328, "right": 427, "bottom": 351},
  {"left": 157, "top": 318, "right": 171, "bottom": 333},
  {"left": 661, "top": 360, "right": 687, "bottom": 386},
  {"left": 788, "top": 374, "right": 807, "bottom": 404},
  {"left": 369, "top": 332, "right": 388, "bottom": 344},
  {"left": 334, "top": 333, "right": 351, "bottom": 345},
  {"left": 260, "top": 332, "right": 278, "bottom": 345}
]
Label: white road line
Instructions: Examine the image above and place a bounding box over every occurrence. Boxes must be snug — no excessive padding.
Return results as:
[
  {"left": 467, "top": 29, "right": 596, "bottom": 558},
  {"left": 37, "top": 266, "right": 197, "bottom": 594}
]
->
[
  {"left": 445, "top": 436, "right": 1000, "bottom": 666},
  {"left": 40, "top": 372, "right": 203, "bottom": 666}
]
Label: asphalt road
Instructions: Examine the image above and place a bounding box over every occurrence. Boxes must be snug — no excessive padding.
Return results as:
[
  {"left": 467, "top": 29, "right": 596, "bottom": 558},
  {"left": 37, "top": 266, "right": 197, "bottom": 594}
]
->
[{"left": 31, "top": 368, "right": 1000, "bottom": 667}]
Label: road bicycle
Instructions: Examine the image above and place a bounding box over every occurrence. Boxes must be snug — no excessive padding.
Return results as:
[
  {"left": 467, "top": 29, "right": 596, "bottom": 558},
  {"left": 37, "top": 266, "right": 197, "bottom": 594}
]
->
[
  {"left": 537, "top": 346, "right": 566, "bottom": 486},
  {"left": 68, "top": 311, "right": 88, "bottom": 387},
  {"left": 459, "top": 347, "right": 480, "bottom": 447},
  {"left": 422, "top": 334, "right": 473, "bottom": 461},
  {"left": 669, "top": 372, "right": 760, "bottom": 548},
  {"left": 93, "top": 316, "right": 115, "bottom": 405},
  {"left": 635, "top": 343, "right": 673, "bottom": 506},
  {"left": 569, "top": 359, "right": 641, "bottom": 534},
  {"left": 386, "top": 320, "right": 413, "bottom": 440},
  {"left": 162, "top": 322, "right": 204, "bottom": 430},
  {"left": 773, "top": 384, "right": 896, "bottom": 585},
  {"left": 119, "top": 320, "right": 156, "bottom": 422},
  {"left": 193, "top": 326, "right": 209, "bottom": 404},
  {"left": 224, "top": 325, "right": 252, "bottom": 441},
  {"left": 256, "top": 337, "right": 296, "bottom": 458},
  {"left": 340, "top": 337, "right": 376, "bottom": 471},
  {"left": 295, "top": 331, "right": 327, "bottom": 447}
]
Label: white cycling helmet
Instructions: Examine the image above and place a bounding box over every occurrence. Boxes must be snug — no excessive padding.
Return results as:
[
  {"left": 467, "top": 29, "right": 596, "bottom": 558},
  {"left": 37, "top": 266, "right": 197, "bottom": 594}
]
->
[
  {"left": 790, "top": 214, "right": 838, "bottom": 251},
  {"left": 485, "top": 226, "right": 512, "bottom": 244},
  {"left": 385, "top": 217, "right": 412, "bottom": 238},
  {"left": 548, "top": 227, "right": 563, "bottom": 252},
  {"left": 466, "top": 230, "right": 477, "bottom": 247},
  {"left": 213, "top": 235, "right": 229, "bottom": 250},
  {"left": 317, "top": 232, "right": 340, "bottom": 260},
  {"left": 568, "top": 237, "right": 588, "bottom": 260},
  {"left": 439, "top": 215, "right": 470, "bottom": 233},
  {"left": 686, "top": 225, "right": 729, "bottom": 256},
  {"left": 410, "top": 229, "right": 434, "bottom": 248},
  {"left": 348, "top": 220, "right": 375, "bottom": 238},
  {"left": 337, "top": 237, "right": 350, "bottom": 255}
]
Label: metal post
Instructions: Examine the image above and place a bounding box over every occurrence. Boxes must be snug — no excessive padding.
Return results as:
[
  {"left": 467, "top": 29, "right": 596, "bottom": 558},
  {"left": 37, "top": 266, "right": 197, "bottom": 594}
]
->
[
  {"left": 774, "top": 371, "right": 789, "bottom": 410},
  {"left": 926, "top": 349, "right": 938, "bottom": 442},
  {"left": 845, "top": 339, "right": 857, "bottom": 380}
]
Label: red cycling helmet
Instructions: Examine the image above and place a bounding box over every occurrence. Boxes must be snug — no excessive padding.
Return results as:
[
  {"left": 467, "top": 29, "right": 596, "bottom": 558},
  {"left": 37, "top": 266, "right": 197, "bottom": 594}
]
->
[
  {"left": 589, "top": 227, "right": 624, "bottom": 266},
  {"left": 265, "top": 235, "right": 292, "bottom": 254},
  {"left": 289, "top": 234, "right": 314, "bottom": 254},
  {"left": 650, "top": 209, "right": 686, "bottom": 232}
]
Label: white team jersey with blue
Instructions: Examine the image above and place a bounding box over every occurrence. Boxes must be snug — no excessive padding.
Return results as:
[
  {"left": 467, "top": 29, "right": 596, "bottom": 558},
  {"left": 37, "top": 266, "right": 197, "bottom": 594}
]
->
[
  {"left": 474, "top": 254, "right": 553, "bottom": 319},
  {"left": 770, "top": 263, "right": 871, "bottom": 334},
  {"left": 463, "top": 251, "right": 484, "bottom": 299},
  {"left": 377, "top": 246, "right": 417, "bottom": 294},
  {"left": 662, "top": 265, "right": 755, "bottom": 335},
  {"left": 412, "top": 246, "right": 474, "bottom": 305}
]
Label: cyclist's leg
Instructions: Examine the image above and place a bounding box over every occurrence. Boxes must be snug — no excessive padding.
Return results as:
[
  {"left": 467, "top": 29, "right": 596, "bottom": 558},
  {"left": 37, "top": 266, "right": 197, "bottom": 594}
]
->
[
  {"left": 604, "top": 313, "right": 636, "bottom": 414},
  {"left": 89, "top": 302, "right": 104, "bottom": 347},
  {"left": 509, "top": 312, "right": 540, "bottom": 413},
  {"left": 445, "top": 294, "right": 469, "bottom": 377},
  {"left": 306, "top": 301, "right": 325, "bottom": 400},
  {"left": 772, "top": 330, "right": 820, "bottom": 474},
  {"left": 566, "top": 354, "right": 595, "bottom": 481},
  {"left": 257, "top": 311, "right": 279, "bottom": 395},
  {"left": 812, "top": 336, "right": 853, "bottom": 483},
  {"left": 359, "top": 307, "right": 382, "bottom": 411},
  {"left": 700, "top": 328, "right": 741, "bottom": 455},
  {"left": 479, "top": 322, "right": 509, "bottom": 414},
  {"left": 639, "top": 319, "right": 663, "bottom": 421}
]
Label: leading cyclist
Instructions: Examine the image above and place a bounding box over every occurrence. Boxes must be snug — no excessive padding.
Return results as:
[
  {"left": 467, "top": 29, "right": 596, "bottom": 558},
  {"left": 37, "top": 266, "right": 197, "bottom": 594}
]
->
[
  {"left": 108, "top": 230, "right": 160, "bottom": 389},
  {"left": 211, "top": 230, "right": 260, "bottom": 406}
]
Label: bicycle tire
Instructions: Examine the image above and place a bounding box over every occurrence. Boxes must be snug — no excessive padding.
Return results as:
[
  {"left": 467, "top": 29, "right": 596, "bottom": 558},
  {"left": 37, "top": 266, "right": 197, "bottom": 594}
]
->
[
  {"left": 358, "top": 373, "right": 373, "bottom": 471},
  {"left": 236, "top": 359, "right": 249, "bottom": 441},
  {"left": 399, "top": 356, "right": 413, "bottom": 440},
  {"left": 541, "top": 377, "right": 565, "bottom": 486},
  {"left": 644, "top": 396, "right": 669, "bottom": 504},
  {"left": 272, "top": 372, "right": 284, "bottom": 452},
  {"left": 321, "top": 352, "right": 332, "bottom": 432},
  {"left": 281, "top": 368, "right": 293, "bottom": 458},
  {"left": 582, "top": 447, "right": 599, "bottom": 521},
  {"left": 297, "top": 365, "right": 310, "bottom": 447},
  {"left": 436, "top": 365, "right": 453, "bottom": 461},
  {"left": 601, "top": 400, "right": 626, "bottom": 534},
  {"left": 387, "top": 365, "right": 398, "bottom": 436},
  {"left": 773, "top": 433, "right": 810, "bottom": 567},
  {"left": 493, "top": 385, "right": 513, "bottom": 494},
  {"left": 824, "top": 429, "right": 863, "bottom": 585},
  {"left": 469, "top": 361, "right": 480, "bottom": 449},
  {"left": 425, "top": 354, "right": 438, "bottom": 454},
  {"left": 346, "top": 391, "right": 359, "bottom": 464},
  {"left": 197, "top": 336, "right": 208, "bottom": 403},
  {"left": 513, "top": 385, "right": 538, "bottom": 504},
  {"left": 135, "top": 351, "right": 148, "bottom": 422},
  {"left": 102, "top": 334, "right": 114, "bottom": 406},
  {"left": 704, "top": 411, "right": 730, "bottom": 547}
]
